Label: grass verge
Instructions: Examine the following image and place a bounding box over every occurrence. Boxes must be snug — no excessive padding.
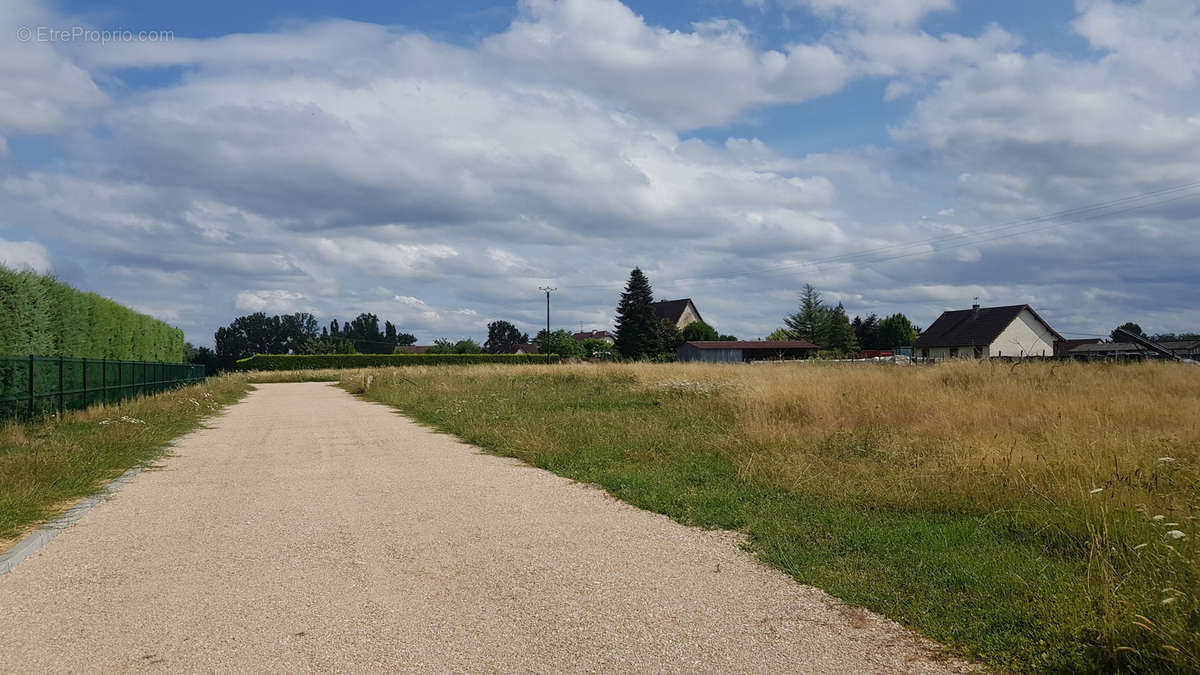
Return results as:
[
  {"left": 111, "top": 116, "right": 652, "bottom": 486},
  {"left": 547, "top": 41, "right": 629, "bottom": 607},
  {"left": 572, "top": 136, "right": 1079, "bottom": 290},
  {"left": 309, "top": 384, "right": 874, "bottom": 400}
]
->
[
  {"left": 328, "top": 361, "right": 1198, "bottom": 673},
  {"left": 0, "top": 375, "right": 250, "bottom": 545}
]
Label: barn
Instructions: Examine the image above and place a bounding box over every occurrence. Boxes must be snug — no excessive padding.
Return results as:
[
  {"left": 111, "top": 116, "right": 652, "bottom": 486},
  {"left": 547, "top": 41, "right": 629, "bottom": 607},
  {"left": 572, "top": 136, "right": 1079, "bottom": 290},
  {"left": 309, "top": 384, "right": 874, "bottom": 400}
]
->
[
  {"left": 915, "top": 304, "right": 1062, "bottom": 360},
  {"left": 677, "top": 340, "right": 819, "bottom": 363}
]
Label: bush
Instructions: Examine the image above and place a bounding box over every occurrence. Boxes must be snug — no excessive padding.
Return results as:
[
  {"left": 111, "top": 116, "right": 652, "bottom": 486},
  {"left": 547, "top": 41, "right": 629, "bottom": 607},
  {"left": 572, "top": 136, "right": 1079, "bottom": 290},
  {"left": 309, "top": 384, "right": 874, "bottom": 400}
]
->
[
  {"left": 0, "top": 267, "right": 184, "bottom": 361},
  {"left": 235, "top": 353, "right": 559, "bottom": 370}
]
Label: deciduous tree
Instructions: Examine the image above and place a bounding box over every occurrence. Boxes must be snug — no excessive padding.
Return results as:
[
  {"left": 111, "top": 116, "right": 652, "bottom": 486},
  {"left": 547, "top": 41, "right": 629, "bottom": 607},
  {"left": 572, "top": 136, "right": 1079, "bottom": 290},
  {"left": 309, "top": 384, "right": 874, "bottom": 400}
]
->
[
  {"left": 1111, "top": 322, "right": 1146, "bottom": 342},
  {"left": 825, "top": 303, "right": 859, "bottom": 356},
  {"left": 484, "top": 320, "right": 530, "bottom": 354},
  {"left": 876, "top": 314, "right": 919, "bottom": 349},
  {"left": 681, "top": 320, "right": 719, "bottom": 342}
]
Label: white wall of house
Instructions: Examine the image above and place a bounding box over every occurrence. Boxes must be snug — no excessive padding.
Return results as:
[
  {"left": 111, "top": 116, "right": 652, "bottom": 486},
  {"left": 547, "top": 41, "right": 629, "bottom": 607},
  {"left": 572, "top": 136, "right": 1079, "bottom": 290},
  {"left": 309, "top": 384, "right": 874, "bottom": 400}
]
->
[
  {"left": 990, "top": 309, "right": 1057, "bottom": 357},
  {"left": 924, "top": 345, "right": 988, "bottom": 360},
  {"left": 676, "top": 304, "right": 702, "bottom": 329}
]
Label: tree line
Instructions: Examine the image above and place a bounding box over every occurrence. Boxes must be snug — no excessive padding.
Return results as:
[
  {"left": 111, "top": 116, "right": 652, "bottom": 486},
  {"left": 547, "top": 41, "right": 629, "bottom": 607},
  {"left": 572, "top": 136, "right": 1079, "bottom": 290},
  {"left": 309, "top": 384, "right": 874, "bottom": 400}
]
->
[
  {"left": 195, "top": 311, "right": 418, "bottom": 372},
  {"left": 763, "top": 284, "right": 919, "bottom": 357},
  {"left": 1109, "top": 322, "right": 1199, "bottom": 343}
]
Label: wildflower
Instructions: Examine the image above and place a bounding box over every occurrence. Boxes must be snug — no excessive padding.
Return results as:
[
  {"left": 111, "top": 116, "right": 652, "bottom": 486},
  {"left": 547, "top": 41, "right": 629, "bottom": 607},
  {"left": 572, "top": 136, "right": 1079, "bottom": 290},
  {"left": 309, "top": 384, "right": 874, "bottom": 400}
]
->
[
  {"left": 1089, "top": 487, "right": 1104, "bottom": 494},
  {"left": 1164, "top": 530, "right": 1186, "bottom": 540},
  {"left": 1158, "top": 457, "right": 1175, "bottom": 463},
  {"left": 1162, "top": 597, "right": 1178, "bottom": 605},
  {"left": 119, "top": 416, "right": 145, "bottom": 424},
  {"left": 1153, "top": 515, "right": 1166, "bottom": 522},
  {"left": 99, "top": 419, "right": 112, "bottom": 425},
  {"left": 1133, "top": 543, "right": 1148, "bottom": 550}
]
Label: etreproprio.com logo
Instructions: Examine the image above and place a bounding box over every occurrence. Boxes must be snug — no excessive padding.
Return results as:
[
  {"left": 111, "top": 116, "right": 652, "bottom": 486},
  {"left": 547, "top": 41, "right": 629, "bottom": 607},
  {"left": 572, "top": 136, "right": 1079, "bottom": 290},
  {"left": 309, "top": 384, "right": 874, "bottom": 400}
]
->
[{"left": 16, "top": 25, "right": 174, "bottom": 44}]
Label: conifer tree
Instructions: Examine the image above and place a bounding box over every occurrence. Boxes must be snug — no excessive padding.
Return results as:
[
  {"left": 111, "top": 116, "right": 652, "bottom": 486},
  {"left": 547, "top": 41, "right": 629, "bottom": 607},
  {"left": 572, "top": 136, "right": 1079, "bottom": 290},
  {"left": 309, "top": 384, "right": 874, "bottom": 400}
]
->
[
  {"left": 614, "top": 268, "right": 658, "bottom": 359},
  {"left": 825, "top": 303, "right": 859, "bottom": 356},
  {"left": 784, "top": 284, "right": 829, "bottom": 346}
]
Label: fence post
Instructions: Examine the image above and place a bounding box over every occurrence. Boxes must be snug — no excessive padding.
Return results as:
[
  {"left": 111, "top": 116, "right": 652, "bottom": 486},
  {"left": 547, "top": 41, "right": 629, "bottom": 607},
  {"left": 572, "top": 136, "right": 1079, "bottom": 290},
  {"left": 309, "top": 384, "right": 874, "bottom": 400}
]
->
[
  {"left": 101, "top": 358, "right": 106, "bottom": 405},
  {"left": 28, "top": 354, "right": 34, "bottom": 417},
  {"left": 58, "top": 355, "right": 64, "bottom": 415}
]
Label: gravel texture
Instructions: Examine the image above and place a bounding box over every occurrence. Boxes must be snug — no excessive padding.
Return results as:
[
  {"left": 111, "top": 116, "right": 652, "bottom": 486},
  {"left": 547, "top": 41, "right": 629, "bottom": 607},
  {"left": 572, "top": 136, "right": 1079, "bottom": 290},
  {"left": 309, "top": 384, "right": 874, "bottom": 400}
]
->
[{"left": 0, "top": 382, "right": 976, "bottom": 673}]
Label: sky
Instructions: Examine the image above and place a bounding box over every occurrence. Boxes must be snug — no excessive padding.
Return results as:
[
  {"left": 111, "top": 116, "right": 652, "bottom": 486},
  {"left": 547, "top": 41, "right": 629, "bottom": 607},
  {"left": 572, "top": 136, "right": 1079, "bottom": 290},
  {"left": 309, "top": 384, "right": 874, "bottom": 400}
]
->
[{"left": 1, "top": 0, "right": 1198, "bottom": 347}]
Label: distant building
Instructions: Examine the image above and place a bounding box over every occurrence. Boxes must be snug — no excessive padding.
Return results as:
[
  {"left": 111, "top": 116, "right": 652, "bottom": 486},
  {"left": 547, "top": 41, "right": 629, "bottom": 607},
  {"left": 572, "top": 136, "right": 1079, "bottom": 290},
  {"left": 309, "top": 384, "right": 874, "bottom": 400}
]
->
[
  {"left": 914, "top": 304, "right": 1063, "bottom": 360},
  {"left": 1054, "top": 338, "right": 1102, "bottom": 356},
  {"left": 394, "top": 345, "right": 432, "bottom": 354},
  {"left": 651, "top": 299, "right": 703, "bottom": 329},
  {"left": 572, "top": 330, "right": 615, "bottom": 345},
  {"left": 1067, "top": 340, "right": 1200, "bottom": 361},
  {"left": 512, "top": 344, "right": 540, "bottom": 355},
  {"left": 677, "top": 340, "right": 819, "bottom": 363}
]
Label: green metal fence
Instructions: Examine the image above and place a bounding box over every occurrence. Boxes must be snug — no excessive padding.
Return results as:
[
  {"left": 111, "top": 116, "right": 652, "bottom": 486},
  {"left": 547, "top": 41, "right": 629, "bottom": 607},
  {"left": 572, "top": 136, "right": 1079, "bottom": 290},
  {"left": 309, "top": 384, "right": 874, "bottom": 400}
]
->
[{"left": 0, "top": 355, "right": 205, "bottom": 420}]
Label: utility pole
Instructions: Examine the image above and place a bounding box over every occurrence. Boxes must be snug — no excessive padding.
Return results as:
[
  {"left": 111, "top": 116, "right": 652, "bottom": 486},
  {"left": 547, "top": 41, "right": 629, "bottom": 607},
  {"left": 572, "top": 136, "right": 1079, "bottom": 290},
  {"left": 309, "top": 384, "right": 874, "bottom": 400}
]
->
[{"left": 539, "top": 286, "right": 555, "bottom": 364}]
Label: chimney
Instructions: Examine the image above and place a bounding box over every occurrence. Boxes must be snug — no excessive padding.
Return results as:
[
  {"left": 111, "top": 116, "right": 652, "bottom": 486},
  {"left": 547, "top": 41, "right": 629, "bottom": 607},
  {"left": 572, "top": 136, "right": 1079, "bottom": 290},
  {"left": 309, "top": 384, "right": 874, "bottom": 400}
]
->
[{"left": 972, "top": 303, "right": 980, "bottom": 315}]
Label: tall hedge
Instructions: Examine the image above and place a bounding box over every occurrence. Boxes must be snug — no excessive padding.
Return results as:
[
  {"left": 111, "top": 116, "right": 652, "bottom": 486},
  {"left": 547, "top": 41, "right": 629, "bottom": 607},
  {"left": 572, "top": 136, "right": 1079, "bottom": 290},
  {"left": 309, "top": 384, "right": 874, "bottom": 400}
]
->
[
  {"left": 0, "top": 267, "right": 185, "bottom": 361},
  {"left": 236, "top": 353, "right": 558, "bottom": 371}
]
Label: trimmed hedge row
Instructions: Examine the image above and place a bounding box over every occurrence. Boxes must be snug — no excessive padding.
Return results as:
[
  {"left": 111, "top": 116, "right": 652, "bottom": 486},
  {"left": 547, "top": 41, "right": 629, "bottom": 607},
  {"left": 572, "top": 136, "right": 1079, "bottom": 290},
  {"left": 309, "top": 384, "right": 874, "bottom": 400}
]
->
[
  {"left": 235, "top": 353, "right": 559, "bottom": 370},
  {"left": 0, "top": 267, "right": 184, "bottom": 361}
]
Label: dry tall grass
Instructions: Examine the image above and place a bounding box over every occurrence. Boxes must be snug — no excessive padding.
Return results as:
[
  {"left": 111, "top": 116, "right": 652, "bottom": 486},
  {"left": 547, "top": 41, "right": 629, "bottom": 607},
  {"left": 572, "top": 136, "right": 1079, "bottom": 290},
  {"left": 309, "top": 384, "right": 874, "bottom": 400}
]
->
[
  {"left": 636, "top": 359, "right": 1200, "bottom": 668},
  {"left": 660, "top": 359, "right": 1199, "bottom": 516}
]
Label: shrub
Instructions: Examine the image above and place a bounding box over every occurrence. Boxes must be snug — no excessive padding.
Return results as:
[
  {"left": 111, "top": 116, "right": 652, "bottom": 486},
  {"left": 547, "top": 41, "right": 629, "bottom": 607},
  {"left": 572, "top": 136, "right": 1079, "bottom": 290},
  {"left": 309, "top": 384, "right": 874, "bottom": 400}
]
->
[
  {"left": 235, "top": 353, "right": 558, "bottom": 370},
  {"left": 0, "top": 267, "right": 183, "bottom": 361}
]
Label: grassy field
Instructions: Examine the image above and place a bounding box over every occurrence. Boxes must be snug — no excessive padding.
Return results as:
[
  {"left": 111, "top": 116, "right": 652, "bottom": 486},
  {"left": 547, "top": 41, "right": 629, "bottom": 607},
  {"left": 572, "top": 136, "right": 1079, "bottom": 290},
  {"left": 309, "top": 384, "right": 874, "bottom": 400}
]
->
[
  {"left": 323, "top": 360, "right": 1199, "bottom": 673},
  {"left": 0, "top": 376, "right": 249, "bottom": 544}
]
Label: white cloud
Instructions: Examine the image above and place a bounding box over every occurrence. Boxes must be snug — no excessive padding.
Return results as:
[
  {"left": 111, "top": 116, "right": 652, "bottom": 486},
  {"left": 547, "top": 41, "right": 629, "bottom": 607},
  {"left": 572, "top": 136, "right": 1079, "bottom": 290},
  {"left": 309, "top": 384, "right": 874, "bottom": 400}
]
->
[
  {"left": 0, "top": 237, "right": 51, "bottom": 273},
  {"left": 0, "top": 0, "right": 1197, "bottom": 345},
  {"left": 1073, "top": 0, "right": 1200, "bottom": 91},
  {"left": 795, "top": 0, "right": 954, "bottom": 27},
  {"left": 0, "top": 0, "right": 107, "bottom": 140},
  {"left": 234, "top": 290, "right": 309, "bottom": 314},
  {"left": 483, "top": 0, "right": 851, "bottom": 128}
]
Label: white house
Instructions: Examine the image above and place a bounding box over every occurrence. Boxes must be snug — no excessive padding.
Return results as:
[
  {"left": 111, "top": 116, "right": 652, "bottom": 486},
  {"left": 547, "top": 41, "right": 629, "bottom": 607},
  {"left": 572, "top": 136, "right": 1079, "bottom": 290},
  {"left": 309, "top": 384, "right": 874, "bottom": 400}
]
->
[
  {"left": 914, "top": 304, "right": 1062, "bottom": 360},
  {"left": 651, "top": 299, "right": 703, "bottom": 329}
]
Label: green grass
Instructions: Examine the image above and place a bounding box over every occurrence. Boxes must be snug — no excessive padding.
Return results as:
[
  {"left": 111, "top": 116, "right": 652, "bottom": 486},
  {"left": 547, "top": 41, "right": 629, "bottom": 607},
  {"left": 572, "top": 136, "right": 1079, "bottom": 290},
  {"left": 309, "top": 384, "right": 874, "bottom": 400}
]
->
[
  {"left": 0, "top": 376, "right": 249, "bottom": 542},
  {"left": 336, "top": 363, "right": 1199, "bottom": 673}
]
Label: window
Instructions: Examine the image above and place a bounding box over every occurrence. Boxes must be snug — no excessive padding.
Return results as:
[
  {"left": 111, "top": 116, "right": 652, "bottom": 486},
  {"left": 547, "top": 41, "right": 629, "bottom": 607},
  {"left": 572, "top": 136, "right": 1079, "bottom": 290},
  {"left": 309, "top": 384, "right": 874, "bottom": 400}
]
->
[
  {"left": 921, "top": 348, "right": 929, "bottom": 358},
  {"left": 949, "top": 347, "right": 959, "bottom": 358},
  {"left": 974, "top": 345, "right": 984, "bottom": 358}
]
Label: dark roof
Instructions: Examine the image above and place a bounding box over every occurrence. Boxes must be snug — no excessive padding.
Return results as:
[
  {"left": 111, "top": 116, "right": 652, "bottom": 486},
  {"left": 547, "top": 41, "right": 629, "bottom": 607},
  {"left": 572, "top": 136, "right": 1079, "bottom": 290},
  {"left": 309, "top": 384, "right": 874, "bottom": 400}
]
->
[
  {"left": 914, "top": 304, "right": 1063, "bottom": 348},
  {"left": 1070, "top": 340, "right": 1200, "bottom": 354},
  {"left": 572, "top": 330, "right": 614, "bottom": 340},
  {"left": 394, "top": 345, "right": 432, "bottom": 354},
  {"left": 684, "top": 340, "right": 819, "bottom": 350},
  {"left": 1054, "top": 338, "right": 1101, "bottom": 355},
  {"left": 652, "top": 299, "right": 701, "bottom": 325},
  {"left": 1069, "top": 342, "right": 1142, "bottom": 353},
  {"left": 512, "top": 343, "right": 540, "bottom": 354}
]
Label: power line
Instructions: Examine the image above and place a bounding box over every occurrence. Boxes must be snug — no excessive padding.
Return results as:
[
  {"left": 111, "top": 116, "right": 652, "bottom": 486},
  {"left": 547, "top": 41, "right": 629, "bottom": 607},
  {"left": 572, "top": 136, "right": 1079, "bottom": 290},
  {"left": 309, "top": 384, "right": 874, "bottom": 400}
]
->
[
  {"left": 557, "top": 180, "right": 1200, "bottom": 293},
  {"left": 755, "top": 179, "right": 1200, "bottom": 273}
]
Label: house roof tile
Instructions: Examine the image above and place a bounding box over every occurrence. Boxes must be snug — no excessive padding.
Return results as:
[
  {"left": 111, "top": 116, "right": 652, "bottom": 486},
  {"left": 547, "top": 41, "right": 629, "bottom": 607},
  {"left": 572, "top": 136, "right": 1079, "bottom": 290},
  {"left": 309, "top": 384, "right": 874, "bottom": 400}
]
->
[{"left": 914, "top": 304, "right": 1063, "bottom": 348}]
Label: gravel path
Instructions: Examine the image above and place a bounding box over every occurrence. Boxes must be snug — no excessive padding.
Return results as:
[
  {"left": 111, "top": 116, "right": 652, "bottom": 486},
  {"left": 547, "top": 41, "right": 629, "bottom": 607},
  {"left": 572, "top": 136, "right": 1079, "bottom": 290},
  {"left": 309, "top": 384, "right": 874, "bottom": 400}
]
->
[{"left": 0, "top": 382, "right": 975, "bottom": 673}]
